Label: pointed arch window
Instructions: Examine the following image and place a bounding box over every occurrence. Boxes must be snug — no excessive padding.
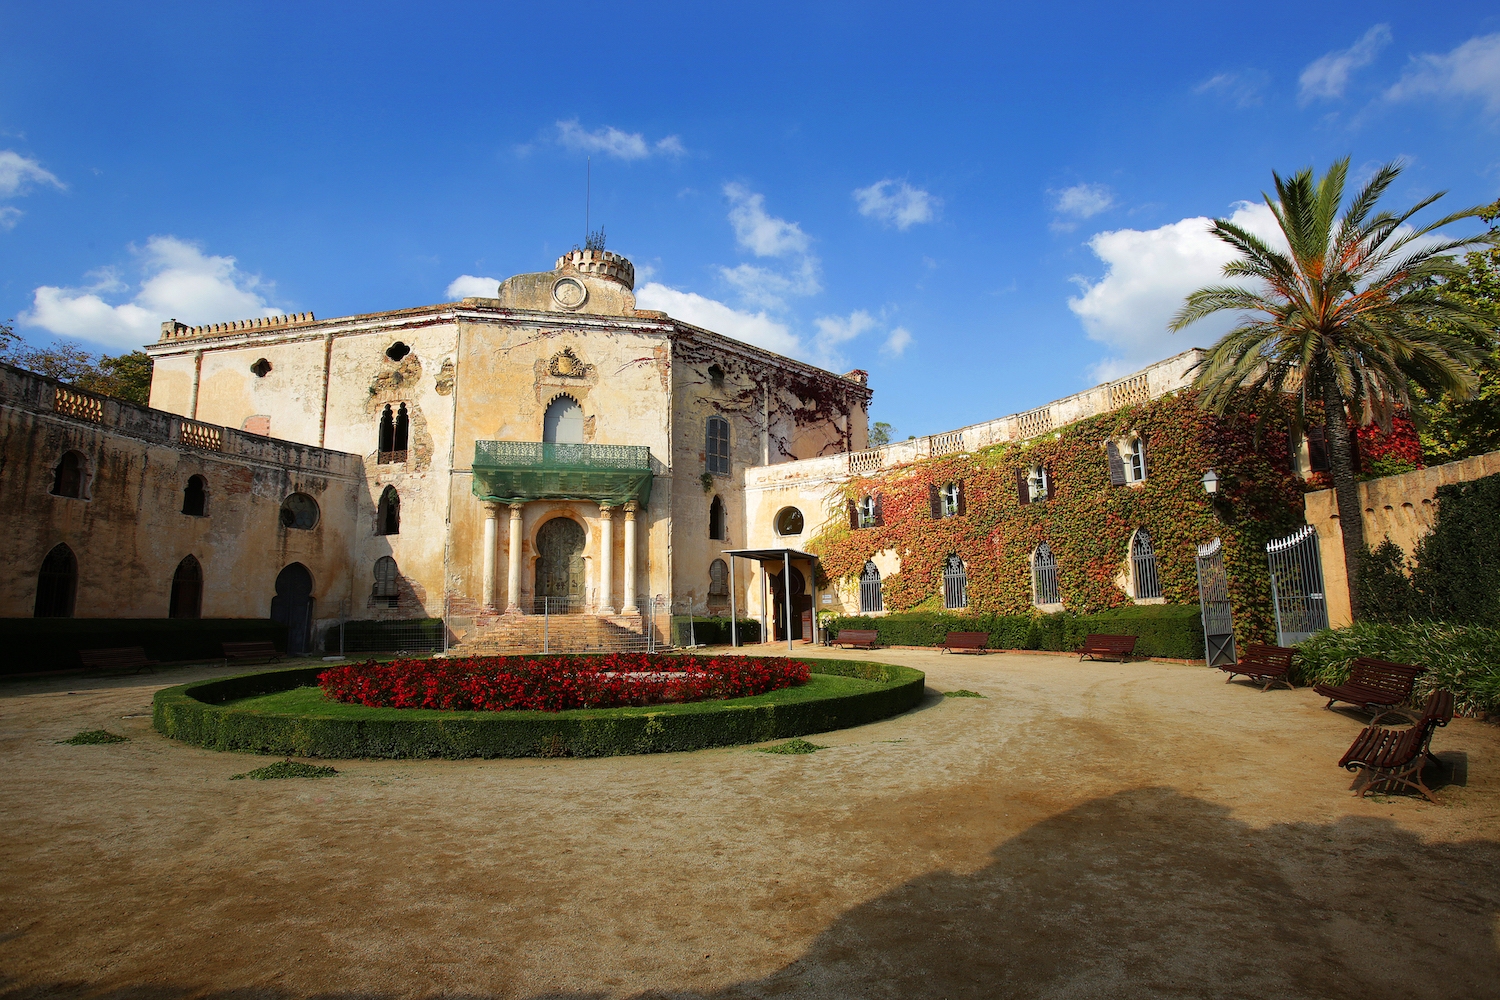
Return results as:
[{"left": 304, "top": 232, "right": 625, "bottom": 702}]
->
[
  {"left": 942, "top": 555, "right": 968, "bottom": 610},
  {"left": 706, "top": 416, "right": 731, "bottom": 475},
  {"left": 51, "top": 451, "right": 86, "bottom": 499},
  {"left": 182, "top": 475, "right": 208, "bottom": 516},
  {"left": 1032, "top": 542, "right": 1060, "bottom": 607},
  {"left": 376, "top": 486, "right": 400, "bottom": 535},
  {"left": 543, "top": 395, "right": 585, "bottom": 444},
  {"left": 34, "top": 544, "right": 77, "bottom": 618},
  {"left": 708, "top": 495, "right": 728, "bottom": 541},
  {"left": 859, "top": 561, "right": 883, "bottom": 613},
  {"left": 169, "top": 555, "right": 203, "bottom": 619},
  {"left": 372, "top": 556, "right": 399, "bottom": 608},
  {"left": 1131, "top": 529, "right": 1162, "bottom": 599},
  {"left": 378, "top": 404, "right": 409, "bottom": 463}
]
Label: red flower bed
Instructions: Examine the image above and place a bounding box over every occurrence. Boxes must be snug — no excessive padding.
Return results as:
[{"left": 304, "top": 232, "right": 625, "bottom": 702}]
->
[{"left": 318, "top": 653, "right": 810, "bottom": 712}]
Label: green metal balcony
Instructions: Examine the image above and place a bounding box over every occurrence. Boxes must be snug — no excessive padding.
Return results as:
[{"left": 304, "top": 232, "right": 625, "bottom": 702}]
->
[{"left": 471, "top": 441, "right": 653, "bottom": 506}]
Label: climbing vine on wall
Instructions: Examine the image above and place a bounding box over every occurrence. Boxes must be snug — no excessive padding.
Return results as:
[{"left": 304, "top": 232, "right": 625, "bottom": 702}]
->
[{"left": 807, "top": 391, "right": 1311, "bottom": 646}]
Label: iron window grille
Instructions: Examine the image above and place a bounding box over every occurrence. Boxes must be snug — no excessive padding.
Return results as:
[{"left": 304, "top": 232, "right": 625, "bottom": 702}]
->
[
  {"left": 706, "top": 416, "right": 731, "bottom": 475},
  {"left": 1131, "top": 530, "right": 1162, "bottom": 599},
  {"left": 1032, "top": 543, "right": 1060, "bottom": 606},
  {"left": 942, "top": 555, "right": 968, "bottom": 609},
  {"left": 859, "top": 561, "right": 883, "bottom": 613}
]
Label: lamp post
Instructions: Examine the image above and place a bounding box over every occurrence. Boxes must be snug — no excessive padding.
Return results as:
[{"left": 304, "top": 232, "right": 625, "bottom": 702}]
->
[{"left": 1201, "top": 469, "right": 1220, "bottom": 495}]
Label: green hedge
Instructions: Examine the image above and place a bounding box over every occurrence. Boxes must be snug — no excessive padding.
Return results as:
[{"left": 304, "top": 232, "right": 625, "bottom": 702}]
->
[
  {"left": 1294, "top": 620, "right": 1500, "bottom": 716},
  {"left": 151, "top": 657, "right": 926, "bottom": 759},
  {"left": 0, "top": 618, "right": 288, "bottom": 676},
  {"left": 826, "top": 604, "right": 1205, "bottom": 660},
  {"left": 670, "top": 616, "right": 762, "bottom": 646}
]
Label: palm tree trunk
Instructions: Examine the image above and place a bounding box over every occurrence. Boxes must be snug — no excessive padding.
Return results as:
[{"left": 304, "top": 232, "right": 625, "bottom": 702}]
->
[{"left": 1320, "top": 377, "right": 1366, "bottom": 621}]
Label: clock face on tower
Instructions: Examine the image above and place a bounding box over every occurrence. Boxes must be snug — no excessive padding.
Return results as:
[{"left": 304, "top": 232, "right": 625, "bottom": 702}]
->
[{"left": 552, "top": 277, "right": 588, "bottom": 310}]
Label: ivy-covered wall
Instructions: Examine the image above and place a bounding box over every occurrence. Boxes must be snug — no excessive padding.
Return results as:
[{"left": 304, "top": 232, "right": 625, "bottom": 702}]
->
[{"left": 807, "top": 390, "right": 1312, "bottom": 646}]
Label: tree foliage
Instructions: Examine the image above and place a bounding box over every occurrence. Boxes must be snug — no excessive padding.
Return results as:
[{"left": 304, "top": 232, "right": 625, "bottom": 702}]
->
[
  {"left": 869, "top": 421, "right": 894, "bottom": 447},
  {"left": 0, "top": 321, "right": 153, "bottom": 405},
  {"left": 1169, "top": 158, "right": 1500, "bottom": 620},
  {"left": 1412, "top": 234, "right": 1500, "bottom": 464}
]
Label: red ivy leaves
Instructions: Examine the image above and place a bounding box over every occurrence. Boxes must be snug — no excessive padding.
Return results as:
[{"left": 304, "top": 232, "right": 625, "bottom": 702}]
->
[{"left": 318, "top": 653, "right": 810, "bottom": 712}]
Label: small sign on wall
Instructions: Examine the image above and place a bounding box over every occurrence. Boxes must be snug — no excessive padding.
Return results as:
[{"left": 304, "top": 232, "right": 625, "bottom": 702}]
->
[{"left": 822, "top": 594, "right": 833, "bottom": 604}]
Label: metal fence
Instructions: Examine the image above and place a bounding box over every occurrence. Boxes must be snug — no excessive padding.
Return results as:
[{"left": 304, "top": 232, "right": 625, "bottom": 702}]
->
[
  {"left": 333, "top": 618, "right": 446, "bottom": 656},
  {"left": 1267, "top": 525, "right": 1330, "bottom": 645}
]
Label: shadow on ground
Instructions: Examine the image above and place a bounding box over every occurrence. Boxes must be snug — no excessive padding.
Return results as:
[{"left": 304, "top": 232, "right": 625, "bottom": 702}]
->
[{"left": 4, "top": 787, "right": 1497, "bottom": 1000}]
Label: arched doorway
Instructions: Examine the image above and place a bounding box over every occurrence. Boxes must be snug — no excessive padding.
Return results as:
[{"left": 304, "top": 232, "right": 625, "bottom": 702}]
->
[
  {"left": 534, "top": 517, "right": 585, "bottom": 612},
  {"left": 270, "top": 562, "right": 314, "bottom": 655},
  {"left": 768, "top": 566, "right": 808, "bottom": 641},
  {"left": 169, "top": 555, "right": 203, "bottom": 619},
  {"left": 34, "top": 543, "right": 77, "bottom": 618}
]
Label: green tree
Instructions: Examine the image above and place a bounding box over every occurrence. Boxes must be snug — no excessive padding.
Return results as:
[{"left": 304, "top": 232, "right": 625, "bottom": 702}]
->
[
  {"left": 870, "top": 421, "right": 894, "bottom": 447},
  {"left": 1170, "top": 158, "right": 1499, "bottom": 621},
  {"left": 0, "top": 326, "right": 154, "bottom": 406}
]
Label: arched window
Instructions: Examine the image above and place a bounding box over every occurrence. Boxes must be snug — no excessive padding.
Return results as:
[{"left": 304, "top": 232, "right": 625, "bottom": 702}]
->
[
  {"left": 51, "top": 451, "right": 85, "bottom": 499},
  {"left": 709, "top": 495, "right": 728, "bottom": 541},
  {"left": 1032, "top": 543, "right": 1060, "bottom": 607},
  {"left": 859, "top": 561, "right": 883, "bottom": 613},
  {"left": 858, "top": 494, "right": 878, "bottom": 528},
  {"left": 775, "top": 507, "right": 804, "bottom": 536},
  {"left": 279, "top": 492, "right": 320, "bottom": 530},
  {"left": 708, "top": 558, "right": 729, "bottom": 597},
  {"left": 34, "top": 543, "right": 77, "bottom": 618},
  {"left": 1131, "top": 529, "right": 1162, "bottom": 599},
  {"left": 544, "top": 395, "right": 585, "bottom": 444},
  {"left": 378, "top": 404, "right": 409, "bottom": 463},
  {"left": 1128, "top": 436, "right": 1148, "bottom": 483},
  {"left": 376, "top": 486, "right": 400, "bottom": 535},
  {"left": 372, "top": 556, "right": 399, "bottom": 608},
  {"left": 169, "top": 555, "right": 203, "bottom": 619},
  {"left": 706, "top": 416, "right": 730, "bottom": 475},
  {"left": 931, "top": 481, "right": 964, "bottom": 518},
  {"left": 942, "top": 555, "right": 968, "bottom": 610},
  {"left": 182, "top": 475, "right": 208, "bottom": 516}
]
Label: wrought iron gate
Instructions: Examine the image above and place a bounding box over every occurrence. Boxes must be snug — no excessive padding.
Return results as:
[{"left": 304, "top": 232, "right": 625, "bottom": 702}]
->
[
  {"left": 1194, "top": 537, "right": 1236, "bottom": 667},
  {"left": 1266, "top": 524, "right": 1330, "bottom": 645}
]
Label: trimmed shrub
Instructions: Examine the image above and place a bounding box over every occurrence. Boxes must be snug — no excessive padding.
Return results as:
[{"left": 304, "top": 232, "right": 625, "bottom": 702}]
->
[
  {"left": 1294, "top": 620, "right": 1500, "bottom": 716},
  {"left": 0, "top": 618, "right": 288, "bottom": 676},
  {"left": 151, "top": 658, "right": 926, "bottom": 759},
  {"left": 826, "top": 603, "right": 1205, "bottom": 660},
  {"left": 670, "top": 616, "right": 761, "bottom": 646}
]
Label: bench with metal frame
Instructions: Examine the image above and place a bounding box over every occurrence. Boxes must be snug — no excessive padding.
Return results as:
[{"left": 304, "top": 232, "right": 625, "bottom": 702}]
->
[
  {"left": 831, "top": 629, "right": 880, "bottom": 650},
  {"left": 222, "top": 641, "right": 284, "bottom": 664},
  {"left": 1077, "top": 634, "right": 1137, "bottom": 662},
  {"left": 1315, "top": 657, "right": 1426, "bottom": 725},
  {"left": 79, "top": 647, "right": 159, "bottom": 674},
  {"left": 1219, "top": 643, "right": 1296, "bottom": 691},
  {"left": 1339, "top": 690, "right": 1454, "bottom": 802},
  {"left": 941, "top": 632, "right": 990, "bottom": 654}
]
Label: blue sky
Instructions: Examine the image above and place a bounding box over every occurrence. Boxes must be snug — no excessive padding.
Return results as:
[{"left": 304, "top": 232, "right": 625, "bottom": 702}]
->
[{"left": 2, "top": 2, "right": 1498, "bottom": 438}]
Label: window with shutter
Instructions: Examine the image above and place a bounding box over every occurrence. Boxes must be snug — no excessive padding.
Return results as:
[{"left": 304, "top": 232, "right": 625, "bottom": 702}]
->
[
  {"left": 858, "top": 495, "right": 877, "bottom": 528},
  {"left": 929, "top": 483, "right": 942, "bottom": 519},
  {"left": 1307, "top": 426, "right": 1330, "bottom": 473},
  {"left": 1129, "top": 436, "right": 1147, "bottom": 482},
  {"left": 1105, "top": 441, "right": 1127, "bottom": 486},
  {"left": 1015, "top": 467, "right": 1030, "bottom": 505},
  {"left": 706, "top": 416, "right": 731, "bottom": 475},
  {"left": 873, "top": 492, "right": 884, "bottom": 526},
  {"left": 1027, "top": 465, "right": 1048, "bottom": 501}
]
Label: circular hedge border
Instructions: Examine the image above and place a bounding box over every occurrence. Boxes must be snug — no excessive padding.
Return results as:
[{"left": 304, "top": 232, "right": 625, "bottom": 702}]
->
[{"left": 151, "top": 657, "right": 926, "bottom": 759}]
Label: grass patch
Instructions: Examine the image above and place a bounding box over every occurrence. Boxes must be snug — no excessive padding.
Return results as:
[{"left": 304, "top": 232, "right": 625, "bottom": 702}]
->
[
  {"left": 759, "top": 738, "right": 828, "bottom": 754},
  {"left": 231, "top": 760, "right": 339, "bottom": 780},
  {"left": 58, "top": 729, "right": 128, "bottom": 745},
  {"left": 943, "top": 689, "right": 985, "bottom": 698}
]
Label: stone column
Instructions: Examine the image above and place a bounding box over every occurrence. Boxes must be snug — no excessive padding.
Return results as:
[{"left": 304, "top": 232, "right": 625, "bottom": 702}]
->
[
  {"left": 480, "top": 501, "right": 502, "bottom": 612},
  {"left": 506, "top": 503, "right": 524, "bottom": 614},
  {"left": 623, "top": 501, "right": 639, "bottom": 613},
  {"left": 597, "top": 504, "right": 615, "bottom": 615}
]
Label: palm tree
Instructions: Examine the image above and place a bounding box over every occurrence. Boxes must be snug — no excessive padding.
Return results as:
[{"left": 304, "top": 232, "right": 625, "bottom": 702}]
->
[{"left": 1170, "top": 158, "right": 1500, "bottom": 621}]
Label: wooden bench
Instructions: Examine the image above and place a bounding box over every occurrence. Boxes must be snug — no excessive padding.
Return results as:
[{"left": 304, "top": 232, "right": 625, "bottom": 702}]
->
[
  {"left": 1077, "top": 634, "right": 1137, "bottom": 662},
  {"left": 79, "top": 647, "right": 159, "bottom": 674},
  {"left": 222, "top": 641, "right": 284, "bottom": 664},
  {"left": 1314, "top": 657, "right": 1426, "bottom": 725},
  {"left": 831, "top": 629, "right": 880, "bottom": 650},
  {"left": 1339, "top": 690, "right": 1454, "bottom": 802},
  {"left": 1220, "top": 643, "right": 1296, "bottom": 691},
  {"left": 941, "top": 632, "right": 990, "bottom": 654}
]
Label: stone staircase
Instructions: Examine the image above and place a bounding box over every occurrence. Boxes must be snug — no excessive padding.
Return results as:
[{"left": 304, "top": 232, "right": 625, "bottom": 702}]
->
[{"left": 448, "top": 612, "right": 655, "bottom": 656}]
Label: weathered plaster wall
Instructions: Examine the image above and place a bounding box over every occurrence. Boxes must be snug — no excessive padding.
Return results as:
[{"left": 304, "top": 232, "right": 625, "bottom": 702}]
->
[
  {"left": 1, "top": 365, "right": 363, "bottom": 638},
  {"left": 1306, "top": 449, "right": 1500, "bottom": 627}
]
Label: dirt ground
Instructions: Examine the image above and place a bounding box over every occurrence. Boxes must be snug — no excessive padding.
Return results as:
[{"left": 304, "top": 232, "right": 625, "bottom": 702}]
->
[{"left": 2, "top": 647, "right": 1498, "bottom": 1000}]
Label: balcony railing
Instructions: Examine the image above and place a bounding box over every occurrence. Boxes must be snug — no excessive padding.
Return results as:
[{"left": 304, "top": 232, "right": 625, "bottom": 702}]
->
[{"left": 471, "top": 441, "right": 653, "bottom": 506}]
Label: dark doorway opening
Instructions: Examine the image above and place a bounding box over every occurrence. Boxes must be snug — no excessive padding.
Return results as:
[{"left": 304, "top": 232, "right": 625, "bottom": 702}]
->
[{"left": 270, "top": 562, "right": 314, "bottom": 654}]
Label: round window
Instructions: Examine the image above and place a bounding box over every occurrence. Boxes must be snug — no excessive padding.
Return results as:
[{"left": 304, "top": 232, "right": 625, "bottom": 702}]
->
[
  {"left": 775, "top": 507, "right": 804, "bottom": 536},
  {"left": 279, "top": 492, "right": 320, "bottom": 530}
]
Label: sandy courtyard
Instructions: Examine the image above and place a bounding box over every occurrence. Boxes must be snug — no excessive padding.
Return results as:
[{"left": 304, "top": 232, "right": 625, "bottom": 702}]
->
[{"left": 2, "top": 647, "right": 1498, "bottom": 1000}]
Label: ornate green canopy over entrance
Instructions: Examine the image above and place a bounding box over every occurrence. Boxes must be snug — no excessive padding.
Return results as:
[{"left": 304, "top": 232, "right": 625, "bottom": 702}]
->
[{"left": 471, "top": 441, "right": 653, "bottom": 506}]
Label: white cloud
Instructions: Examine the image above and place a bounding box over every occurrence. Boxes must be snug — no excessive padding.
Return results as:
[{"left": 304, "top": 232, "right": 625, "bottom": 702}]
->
[
  {"left": 881, "top": 326, "right": 913, "bottom": 357},
  {"left": 446, "top": 274, "right": 500, "bottom": 299},
  {"left": 853, "top": 180, "right": 939, "bottom": 230},
  {"left": 0, "top": 206, "right": 21, "bottom": 230},
  {"left": 1192, "top": 70, "right": 1268, "bottom": 107},
  {"left": 1299, "top": 24, "right": 1392, "bottom": 104},
  {"left": 22, "top": 236, "right": 280, "bottom": 350},
  {"left": 811, "top": 310, "right": 876, "bottom": 368},
  {"left": 724, "top": 183, "right": 810, "bottom": 257},
  {"left": 0, "top": 150, "right": 63, "bottom": 198},
  {"left": 1067, "top": 202, "right": 1285, "bottom": 381},
  {"left": 718, "top": 258, "right": 822, "bottom": 309},
  {"left": 555, "top": 120, "right": 684, "bottom": 160},
  {"left": 1050, "top": 183, "right": 1116, "bottom": 233},
  {"left": 635, "top": 282, "right": 801, "bottom": 358},
  {"left": 1386, "top": 33, "right": 1500, "bottom": 113}
]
